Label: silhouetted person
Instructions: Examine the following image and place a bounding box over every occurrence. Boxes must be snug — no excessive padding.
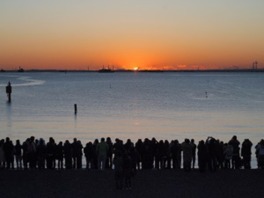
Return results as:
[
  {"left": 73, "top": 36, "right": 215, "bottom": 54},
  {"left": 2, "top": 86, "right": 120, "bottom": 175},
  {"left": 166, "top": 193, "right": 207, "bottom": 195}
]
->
[
  {"left": 206, "top": 137, "right": 217, "bottom": 171},
  {"left": 216, "top": 141, "right": 224, "bottom": 169},
  {"left": 113, "top": 151, "right": 123, "bottom": 190},
  {"left": 28, "top": 136, "right": 37, "bottom": 169},
  {"left": 106, "top": 137, "right": 113, "bottom": 169},
  {"left": 224, "top": 143, "right": 233, "bottom": 169},
  {"left": 97, "top": 138, "right": 109, "bottom": 170},
  {"left": 135, "top": 139, "right": 143, "bottom": 170},
  {"left": 76, "top": 140, "right": 83, "bottom": 169},
  {"left": 155, "top": 140, "right": 164, "bottom": 170},
  {"left": 198, "top": 140, "right": 207, "bottom": 172},
  {"left": 3, "top": 137, "right": 14, "bottom": 169},
  {"left": 14, "top": 140, "right": 22, "bottom": 169},
  {"left": 255, "top": 139, "right": 264, "bottom": 169},
  {"left": 228, "top": 136, "right": 241, "bottom": 169},
  {"left": 170, "top": 140, "right": 181, "bottom": 169},
  {"left": 182, "top": 139, "right": 192, "bottom": 171},
  {"left": 129, "top": 146, "right": 138, "bottom": 171},
  {"left": 241, "top": 139, "right": 252, "bottom": 169},
  {"left": 6, "top": 81, "right": 12, "bottom": 103},
  {"left": 191, "top": 139, "right": 197, "bottom": 169},
  {"left": 123, "top": 152, "right": 133, "bottom": 190},
  {"left": 113, "top": 139, "right": 125, "bottom": 169},
  {"left": 46, "top": 137, "right": 56, "bottom": 169},
  {"left": 64, "top": 140, "right": 72, "bottom": 169},
  {"left": 22, "top": 139, "right": 30, "bottom": 169},
  {"left": 142, "top": 138, "right": 154, "bottom": 169},
  {"left": 84, "top": 142, "right": 93, "bottom": 169},
  {"left": 37, "top": 138, "right": 46, "bottom": 169},
  {"left": 56, "top": 141, "right": 64, "bottom": 169},
  {"left": 163, "top": 140, "right": 171, "bottom": 169},
  {"left": 92, "top": 139, "right": 99, "bottom": 169},
  {"left": 72, "top": 138, "right": 78, "bottom": 168},
  {"left": 70, "top": 139, "right": 83, "bottom": 169}
]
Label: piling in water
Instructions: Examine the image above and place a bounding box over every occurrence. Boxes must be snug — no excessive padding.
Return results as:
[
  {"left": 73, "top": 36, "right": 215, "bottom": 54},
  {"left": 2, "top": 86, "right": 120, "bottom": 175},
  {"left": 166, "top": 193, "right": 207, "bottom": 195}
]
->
[{"left": 74, "top": 104, "right": 77, "bottom": 115}]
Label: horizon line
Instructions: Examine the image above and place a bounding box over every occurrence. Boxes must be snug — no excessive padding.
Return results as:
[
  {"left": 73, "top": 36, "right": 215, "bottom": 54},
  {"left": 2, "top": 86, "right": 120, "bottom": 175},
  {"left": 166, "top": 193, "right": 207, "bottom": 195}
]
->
[{"left": 1, "top": 68, "right": 264, "bottom": 73}]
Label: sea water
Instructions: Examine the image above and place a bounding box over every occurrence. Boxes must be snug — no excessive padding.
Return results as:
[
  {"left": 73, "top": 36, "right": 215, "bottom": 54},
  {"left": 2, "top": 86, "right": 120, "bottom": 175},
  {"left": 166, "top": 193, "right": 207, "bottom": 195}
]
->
[{"left": 0, "top": 72, "right": 263, "bottom": 167}]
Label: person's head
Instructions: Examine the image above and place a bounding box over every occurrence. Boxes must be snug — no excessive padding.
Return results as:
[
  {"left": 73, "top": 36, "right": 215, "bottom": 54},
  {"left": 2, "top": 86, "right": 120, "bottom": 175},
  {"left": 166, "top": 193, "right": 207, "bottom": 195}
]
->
[
  {"left": 30, "top": 136, "right": 35, "bottom": 142},
  {"left": 39, "top": 138, "right": 45, "bottom": 145},
  {"left": 232, "top": 135, "right": 237, "bottom": 141},
  {"left": 49, "top": 137, "right": 54, "bottom": 143}
]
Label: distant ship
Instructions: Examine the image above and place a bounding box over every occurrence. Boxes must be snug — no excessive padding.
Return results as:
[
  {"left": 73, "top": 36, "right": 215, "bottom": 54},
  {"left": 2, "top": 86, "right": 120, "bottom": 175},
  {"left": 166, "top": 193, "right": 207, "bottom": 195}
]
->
[
  {"left": 18, "top": 67, "right": 24, "bottom": 72},
  {"left": 98, "top": 67, "right": 115, "bottom": 73}
]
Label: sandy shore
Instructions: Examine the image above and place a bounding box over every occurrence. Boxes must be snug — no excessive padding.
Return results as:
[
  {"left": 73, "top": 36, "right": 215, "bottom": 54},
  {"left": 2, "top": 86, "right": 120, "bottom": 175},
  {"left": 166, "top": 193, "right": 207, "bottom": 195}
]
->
[{"left": 0, "top": 169, "right": 264, "bottom": 198}]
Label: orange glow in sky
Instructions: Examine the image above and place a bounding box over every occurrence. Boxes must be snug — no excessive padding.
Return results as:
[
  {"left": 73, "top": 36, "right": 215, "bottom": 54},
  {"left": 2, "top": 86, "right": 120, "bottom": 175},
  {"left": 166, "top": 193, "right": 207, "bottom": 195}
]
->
[{"left": 0, "top": 1, "right": 264, "bottom": 70}]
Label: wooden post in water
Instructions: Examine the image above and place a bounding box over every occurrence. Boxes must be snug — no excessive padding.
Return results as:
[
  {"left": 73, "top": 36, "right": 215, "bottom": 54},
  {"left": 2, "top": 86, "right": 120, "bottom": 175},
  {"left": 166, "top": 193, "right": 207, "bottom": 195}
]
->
[
  {"left": 6, "top": 81, "right": 12, "bottom": 103},
  {"left": 74, "top": 104, "right": 77, "bottom": 115}
]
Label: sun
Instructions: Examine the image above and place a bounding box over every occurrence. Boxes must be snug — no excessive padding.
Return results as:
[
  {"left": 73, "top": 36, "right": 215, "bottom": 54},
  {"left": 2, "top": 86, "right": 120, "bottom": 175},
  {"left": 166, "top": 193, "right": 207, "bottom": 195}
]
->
[{"left": 133, "top": 67, "right": 139, "bottom": 71}]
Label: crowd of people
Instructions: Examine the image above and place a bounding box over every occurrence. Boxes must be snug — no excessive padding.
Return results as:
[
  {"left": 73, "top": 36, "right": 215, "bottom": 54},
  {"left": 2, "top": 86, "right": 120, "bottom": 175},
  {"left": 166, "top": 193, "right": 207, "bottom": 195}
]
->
[
  {"left": 1, "top": 136, "right": 264, "bottom": 173},
  {"left": 1, "top": 135, "right": 264, "bottom": 189}
]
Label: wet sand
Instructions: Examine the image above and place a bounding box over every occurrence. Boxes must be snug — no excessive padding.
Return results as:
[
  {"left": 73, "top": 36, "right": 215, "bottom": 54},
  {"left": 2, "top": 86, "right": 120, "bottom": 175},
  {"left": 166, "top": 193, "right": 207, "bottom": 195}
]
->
[{"left": 0, "top": 169, "right": 263, "bottom": 198}]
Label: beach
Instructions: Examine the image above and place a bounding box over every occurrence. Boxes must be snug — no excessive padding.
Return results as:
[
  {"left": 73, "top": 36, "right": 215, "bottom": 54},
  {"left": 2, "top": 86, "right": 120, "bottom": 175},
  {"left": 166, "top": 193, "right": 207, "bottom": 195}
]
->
[{"left": 1, "top": 169, "right": 263, "bottom": 198}]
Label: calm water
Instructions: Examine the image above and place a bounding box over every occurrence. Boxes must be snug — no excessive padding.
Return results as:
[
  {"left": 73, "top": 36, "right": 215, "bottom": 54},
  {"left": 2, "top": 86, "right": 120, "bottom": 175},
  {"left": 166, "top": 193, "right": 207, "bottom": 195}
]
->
[{"left": 0, "top": 72, "right": 264, "bottom": 147}]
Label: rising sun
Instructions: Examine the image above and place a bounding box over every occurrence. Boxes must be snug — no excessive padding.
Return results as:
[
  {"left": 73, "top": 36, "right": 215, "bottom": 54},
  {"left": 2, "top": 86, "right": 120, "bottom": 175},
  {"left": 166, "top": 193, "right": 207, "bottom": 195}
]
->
[{"left": 133, "top": 67, "right": 139, "bottom": 71}]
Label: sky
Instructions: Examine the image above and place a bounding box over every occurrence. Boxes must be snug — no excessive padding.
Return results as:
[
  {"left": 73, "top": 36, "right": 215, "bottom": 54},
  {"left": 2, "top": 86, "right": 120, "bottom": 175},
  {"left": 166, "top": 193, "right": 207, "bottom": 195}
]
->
[{"left": 1, "top": 0, "right": 264, "bottom": 70}]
